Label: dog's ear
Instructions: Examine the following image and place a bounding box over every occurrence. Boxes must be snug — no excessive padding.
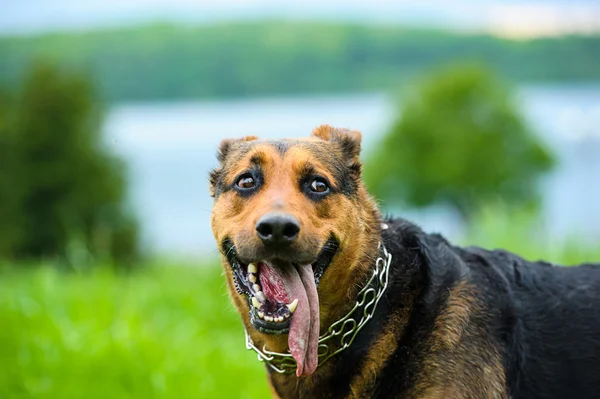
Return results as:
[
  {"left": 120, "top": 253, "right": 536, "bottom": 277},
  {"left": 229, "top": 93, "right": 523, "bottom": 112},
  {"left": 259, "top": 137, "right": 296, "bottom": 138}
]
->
[
  {"left": 216, "top": 135, "right": 259, "bottom": 163},
  {"left": 311, "top": 125, "right": 362, "bottom": 159},
  {"left": 210, "top": 135, "right": 259, "bottom": 197},
  {"left": 312, "top": 125, "right": 363, "bottom": 177}
]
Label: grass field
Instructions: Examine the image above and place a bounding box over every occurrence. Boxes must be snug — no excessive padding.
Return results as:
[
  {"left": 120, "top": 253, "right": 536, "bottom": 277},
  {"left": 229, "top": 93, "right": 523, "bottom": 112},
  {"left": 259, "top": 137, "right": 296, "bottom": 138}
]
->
[
  {"left": 0, "top": 262, "right": 272, "bottom": 399},
  {"left": 2, "top": 211, "right": 599, "bottom": 399}
]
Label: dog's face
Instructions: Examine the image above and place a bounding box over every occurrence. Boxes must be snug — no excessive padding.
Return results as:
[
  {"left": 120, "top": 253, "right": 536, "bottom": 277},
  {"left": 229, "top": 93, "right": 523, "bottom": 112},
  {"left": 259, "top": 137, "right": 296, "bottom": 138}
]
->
[{"left": 210, "top": 125, "right": 380, "bottom": 376}]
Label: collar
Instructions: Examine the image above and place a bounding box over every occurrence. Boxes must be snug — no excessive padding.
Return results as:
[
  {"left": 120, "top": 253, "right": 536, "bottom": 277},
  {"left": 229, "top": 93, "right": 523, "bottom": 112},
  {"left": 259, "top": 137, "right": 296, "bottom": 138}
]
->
[{"left": 244, "top": 235, "right": 392, "bottom": 374}]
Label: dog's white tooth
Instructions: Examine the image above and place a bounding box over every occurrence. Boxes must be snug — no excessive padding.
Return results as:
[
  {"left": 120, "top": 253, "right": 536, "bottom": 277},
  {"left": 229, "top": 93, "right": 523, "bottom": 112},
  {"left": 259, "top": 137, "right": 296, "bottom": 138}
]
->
[
  {"left": 248, "top": 274, "right": 257, "bottom": 283},
  {"left": 252, "top": 284, "right": 261, "bottom": 292},
  {"left": 256, "top": 292, "right": 266, "bottom": 302},
  {"left": 265, "top": 315, "right": 273, "bottom": 322},
  {"left": 258, "top": 311, "right": 264, "bottom": 319},
  {"left": 248, "top": 263, "right": 257, "bottom": 274},
  {"left": 277, "top": 316, "right": 284, "bottom": 322},
  {"left": 284, "top": 313, "right": 290, "bottom": 319},
  {"left": 286, "top": 298, "right": 298, "bottom": 313},
  {"left": 251, "top": 297, "right": 261, "bottom": 309}
]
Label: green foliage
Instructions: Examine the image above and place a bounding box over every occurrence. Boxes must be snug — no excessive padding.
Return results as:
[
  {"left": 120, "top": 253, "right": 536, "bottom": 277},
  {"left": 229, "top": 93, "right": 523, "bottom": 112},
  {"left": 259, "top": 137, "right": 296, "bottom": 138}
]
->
[
  {"left": 0, "top": 90, "right": 21, "bottom": 256},
  {"left": 0, "top": 22, "right": 599, "bottom": 101},
  {"left": 365, "top": 63, "right": 556, "bottom": 218},
  {"left": 0, "top": 62, "right": 139, "bottom": 264},
  {"left": 0, "top": 261, "right": 271, "bottom": 399},
  {"left": 462, "top": 205, "right": 600, "bottom": 265}
]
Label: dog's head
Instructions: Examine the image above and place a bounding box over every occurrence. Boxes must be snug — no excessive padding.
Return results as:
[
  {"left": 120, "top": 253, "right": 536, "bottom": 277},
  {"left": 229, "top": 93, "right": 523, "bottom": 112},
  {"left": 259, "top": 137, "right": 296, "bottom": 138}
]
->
[{"left": 210, "top": 125, "right": 381, "bottom": 376}]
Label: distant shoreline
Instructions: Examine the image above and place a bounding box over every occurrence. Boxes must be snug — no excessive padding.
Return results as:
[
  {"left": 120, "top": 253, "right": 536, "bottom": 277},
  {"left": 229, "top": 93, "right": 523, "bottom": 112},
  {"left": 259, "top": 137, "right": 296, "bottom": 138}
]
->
[{"left": 2, "top": 22, "right": 599, "bottom": 102}]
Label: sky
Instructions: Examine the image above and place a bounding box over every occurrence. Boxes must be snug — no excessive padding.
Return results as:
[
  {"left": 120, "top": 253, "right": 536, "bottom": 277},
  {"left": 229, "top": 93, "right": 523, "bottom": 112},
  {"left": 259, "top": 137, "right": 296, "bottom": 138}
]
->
[{"left": 2, "top": 0, "right": 600, "bottom": 37}]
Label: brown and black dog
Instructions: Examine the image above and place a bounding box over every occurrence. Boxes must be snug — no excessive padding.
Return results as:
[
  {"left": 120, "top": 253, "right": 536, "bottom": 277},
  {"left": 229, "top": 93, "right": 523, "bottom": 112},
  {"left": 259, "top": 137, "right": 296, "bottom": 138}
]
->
[{"left": 209, "top": 126, "right": 600, "bottom": 399}]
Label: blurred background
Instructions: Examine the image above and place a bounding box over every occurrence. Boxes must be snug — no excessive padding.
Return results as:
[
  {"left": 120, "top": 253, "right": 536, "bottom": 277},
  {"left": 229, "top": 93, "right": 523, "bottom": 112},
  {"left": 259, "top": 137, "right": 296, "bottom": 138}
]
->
[{"left": 1, "top": 1, "right": 599, "bottom": 398}]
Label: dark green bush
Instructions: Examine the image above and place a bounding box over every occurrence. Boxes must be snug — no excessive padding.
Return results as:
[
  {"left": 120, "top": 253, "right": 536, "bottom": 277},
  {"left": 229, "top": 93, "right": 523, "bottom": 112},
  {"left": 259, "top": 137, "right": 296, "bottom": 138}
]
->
[
  {"left": 365, "top": 63, "right": 556, "bottom": 219},
  {"left": 0, "top": 62, "right": 139, "bottom": 265}
]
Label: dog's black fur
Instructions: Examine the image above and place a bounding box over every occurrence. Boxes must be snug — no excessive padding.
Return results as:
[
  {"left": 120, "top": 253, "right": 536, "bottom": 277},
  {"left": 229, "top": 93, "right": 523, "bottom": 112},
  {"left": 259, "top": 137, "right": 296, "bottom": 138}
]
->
[{"left": 286, "top": 217, "right": 600, "bottom": 399}]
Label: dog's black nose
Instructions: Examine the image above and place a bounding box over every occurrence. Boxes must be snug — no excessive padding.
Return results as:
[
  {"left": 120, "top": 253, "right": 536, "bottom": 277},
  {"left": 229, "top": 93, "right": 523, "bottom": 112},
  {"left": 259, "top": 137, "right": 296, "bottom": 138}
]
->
[{"left": 256, "top": 212, "right": 300, "bottom": 247}]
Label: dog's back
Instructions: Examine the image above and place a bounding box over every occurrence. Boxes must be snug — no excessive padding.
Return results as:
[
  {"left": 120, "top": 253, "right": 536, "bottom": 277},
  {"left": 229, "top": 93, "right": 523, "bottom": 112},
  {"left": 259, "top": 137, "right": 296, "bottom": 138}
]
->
[
  {"left": 461, "top": 246, "right": 600, "bottom": 398},
  {"left": 366, "top": 219, "right": 600, "bottom": 399}
]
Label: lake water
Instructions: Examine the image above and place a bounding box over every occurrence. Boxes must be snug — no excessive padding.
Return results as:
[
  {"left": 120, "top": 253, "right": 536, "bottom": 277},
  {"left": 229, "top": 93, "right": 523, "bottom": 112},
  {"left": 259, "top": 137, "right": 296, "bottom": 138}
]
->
[{"left": 103, "top": 86, "right": 600, "bottom": 256}]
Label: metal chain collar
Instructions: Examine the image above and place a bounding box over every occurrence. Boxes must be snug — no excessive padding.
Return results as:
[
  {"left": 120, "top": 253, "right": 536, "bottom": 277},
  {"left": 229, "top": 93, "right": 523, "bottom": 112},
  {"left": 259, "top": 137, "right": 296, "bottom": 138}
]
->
[{"left": 244, "top": 240, "right": 392, "bottom": 374}]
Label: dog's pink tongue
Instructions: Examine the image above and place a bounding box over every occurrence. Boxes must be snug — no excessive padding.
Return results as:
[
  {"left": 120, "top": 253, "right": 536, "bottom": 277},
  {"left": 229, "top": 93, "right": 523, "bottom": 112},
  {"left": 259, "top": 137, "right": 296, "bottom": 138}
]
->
[
  {"left": 291, "top": 263, "right": 320, "bottom": 377},
  {"left": 260, "top": 262, "right": 320, "bottom": 377}
]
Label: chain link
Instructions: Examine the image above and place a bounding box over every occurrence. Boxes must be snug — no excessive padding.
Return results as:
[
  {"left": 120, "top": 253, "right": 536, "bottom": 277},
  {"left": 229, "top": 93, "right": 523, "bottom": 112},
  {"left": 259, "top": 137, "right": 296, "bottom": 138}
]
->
[{"left": 244, "top": 241, "right": 392, "bottom": 374}]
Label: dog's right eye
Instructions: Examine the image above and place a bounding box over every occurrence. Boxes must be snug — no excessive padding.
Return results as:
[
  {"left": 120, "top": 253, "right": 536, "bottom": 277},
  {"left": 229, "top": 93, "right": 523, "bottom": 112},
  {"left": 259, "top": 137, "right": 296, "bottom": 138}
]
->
[
  {"left": 237, "top": 175, "right": 256, "bottom": 189},
  {"left": 310, "top": 179, "right": 329, "bottom": 193}
]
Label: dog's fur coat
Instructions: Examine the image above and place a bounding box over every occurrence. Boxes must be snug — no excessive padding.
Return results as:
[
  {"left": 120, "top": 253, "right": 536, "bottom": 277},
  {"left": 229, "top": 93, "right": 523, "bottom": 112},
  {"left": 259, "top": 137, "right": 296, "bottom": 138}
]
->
[{"left": 210, "top": 126, "right": 600, "bottom": 398}]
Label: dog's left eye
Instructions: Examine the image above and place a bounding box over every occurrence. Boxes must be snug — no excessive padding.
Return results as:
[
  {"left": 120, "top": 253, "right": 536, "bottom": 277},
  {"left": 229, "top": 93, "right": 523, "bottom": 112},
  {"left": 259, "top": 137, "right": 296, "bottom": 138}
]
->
[
  {"left": 237, "top": 175, "right": 256, "bottom": 189},
  {"left": 310, "top": 178, "right": 329, "bottom": 193}
]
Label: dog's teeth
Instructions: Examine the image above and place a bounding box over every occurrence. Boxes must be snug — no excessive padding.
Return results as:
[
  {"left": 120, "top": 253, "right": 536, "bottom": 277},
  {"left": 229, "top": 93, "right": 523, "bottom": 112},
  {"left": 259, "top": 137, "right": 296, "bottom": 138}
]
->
[
  {"left": 258, "top": 311, "right": 264, "bottom": 319},
  {"left": 256, "top": 292, "right": 266, "bottom": 302},
  {"left": 287, "top": 299, "right": 298, "bottom": 313},
  {"left": 265, "top": 315, "right": 273, "bottom": 322},
  {"left": 248, "top": 263, "right": 257, "bottom": 273},
  {"left": 284, "top": 313, "right": 290, "bottom": 319},
  {"left": 252, "top": 284, "right": 261, "bottom": 292},
  {"left": 251, "top": 297, "right": 261, "bottom": 309},
  {"left": 276, "top": 316, "right": 284, "bottom": 322},
  {"left": 248, "top": 273, "right": 257, "bottom": 283}
]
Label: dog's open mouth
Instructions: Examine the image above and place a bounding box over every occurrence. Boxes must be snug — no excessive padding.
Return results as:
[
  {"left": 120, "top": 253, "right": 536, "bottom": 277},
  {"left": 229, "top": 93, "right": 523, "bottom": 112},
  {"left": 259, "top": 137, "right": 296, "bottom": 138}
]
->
[{"left": 222, "top": 237, "right": 339, "bottom": 376}]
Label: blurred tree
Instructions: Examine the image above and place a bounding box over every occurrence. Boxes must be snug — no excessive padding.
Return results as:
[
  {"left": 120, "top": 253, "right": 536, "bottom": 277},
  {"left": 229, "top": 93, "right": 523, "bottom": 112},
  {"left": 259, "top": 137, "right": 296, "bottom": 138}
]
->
[
  {"left": 364, "top": 63, "right": 556, "bottom": 220},
  {"left": 0, "top": 62, "right": 139, "bottom": 265},
  {"left": 0, "top": 89, "right": 24, "bottom": 257}
]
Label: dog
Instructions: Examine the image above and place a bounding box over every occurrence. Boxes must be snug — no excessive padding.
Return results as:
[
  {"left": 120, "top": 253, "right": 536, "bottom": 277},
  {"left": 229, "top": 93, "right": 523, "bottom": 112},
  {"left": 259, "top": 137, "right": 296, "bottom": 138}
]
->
[{"left": 209, "top": 125, "right": 600, "bottom": 398}]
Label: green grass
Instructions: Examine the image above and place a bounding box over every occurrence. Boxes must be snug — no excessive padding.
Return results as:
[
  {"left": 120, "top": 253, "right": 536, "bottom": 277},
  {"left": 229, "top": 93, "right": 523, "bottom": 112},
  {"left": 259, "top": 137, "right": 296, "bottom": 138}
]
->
[
  {"left": 462, "top": 206, "right": 600, "bottom": 266},
  {"left": 1, "top": 210, "right": 599, "bottom": 399},
  {"left": 0, "top": 262, "right": 272, "bottom": 399}
]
